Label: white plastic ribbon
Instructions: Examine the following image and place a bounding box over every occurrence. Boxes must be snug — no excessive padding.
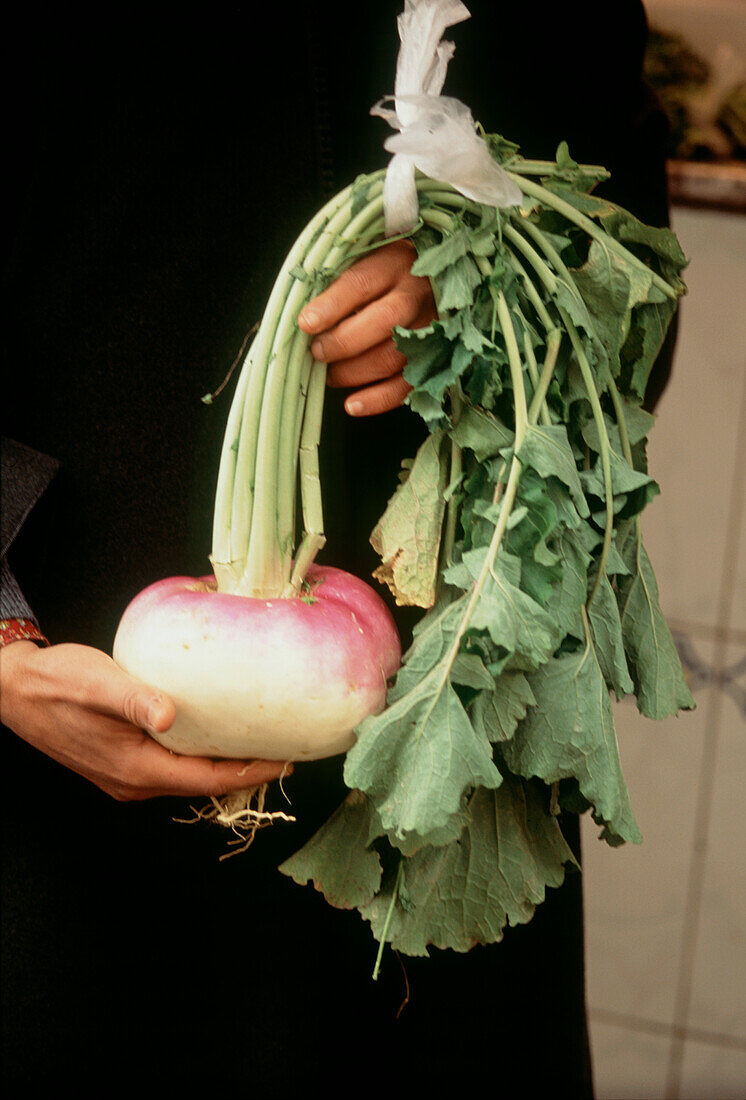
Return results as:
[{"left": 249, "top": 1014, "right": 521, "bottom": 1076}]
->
[{"left": 373, "top": 0, "right": 522, "bottom": 234}]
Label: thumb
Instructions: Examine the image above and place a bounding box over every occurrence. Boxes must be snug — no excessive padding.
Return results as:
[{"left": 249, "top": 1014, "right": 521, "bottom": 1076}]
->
[
  {"left": 142, "top": 692, "right": 176, "bottom": 734},
  {"left": 100, "top": 662, "right": 176, "bottom": 733}
]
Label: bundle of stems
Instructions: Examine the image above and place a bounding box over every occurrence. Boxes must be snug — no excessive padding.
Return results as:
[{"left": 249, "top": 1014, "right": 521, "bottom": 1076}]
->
[{"left": 210, "top": 160, "right": 677, "bottom": 625}]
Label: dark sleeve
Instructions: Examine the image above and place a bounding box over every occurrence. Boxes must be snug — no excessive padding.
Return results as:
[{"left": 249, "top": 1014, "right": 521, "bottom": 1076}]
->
[
  {"left": 0, "top": 557, "right": 37, "bottom": 622},
  {"left": 1, "top": 437, "right": 60, "bottom": 626}
]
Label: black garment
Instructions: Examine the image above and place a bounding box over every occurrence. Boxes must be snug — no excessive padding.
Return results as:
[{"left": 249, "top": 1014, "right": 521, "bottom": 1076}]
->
[
  {"left": 1, "top": 3, "right": 671, "bottom": 1091},
  {"left": 0, "top": 438, "right": 60, "bottom": 621}
]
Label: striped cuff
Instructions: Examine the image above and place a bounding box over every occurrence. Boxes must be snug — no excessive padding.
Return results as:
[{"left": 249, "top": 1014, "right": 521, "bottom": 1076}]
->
[{"left": 0, "top": 619, "right": 50, "bottom": 648}]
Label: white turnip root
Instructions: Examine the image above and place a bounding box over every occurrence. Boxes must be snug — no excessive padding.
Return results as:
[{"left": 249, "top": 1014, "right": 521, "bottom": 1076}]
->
[{"left": 113, "top": 565, "right": 401, "bottom": 762}]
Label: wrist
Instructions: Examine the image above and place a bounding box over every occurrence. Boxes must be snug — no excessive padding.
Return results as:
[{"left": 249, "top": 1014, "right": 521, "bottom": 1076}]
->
[
  {"left": 0, "top": 619, "right": 49, "bottom": 648},
  {"left": 0, "top": 639, "right": 43, "bottom": 731}
]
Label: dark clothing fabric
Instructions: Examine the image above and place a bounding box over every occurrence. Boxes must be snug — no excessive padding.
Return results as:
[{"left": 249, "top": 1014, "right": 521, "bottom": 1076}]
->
[
  {"left": 0, "top": 557, "right": 35, "bottom": 622},
  {"left": 0, "top": 438, "right": 60, "bottom": 621},
  {"left": 1, "top": 2, "right": 672, "bottom": 1091},
  {"left": 0, "top": 439, "right": 60, "bottom": 561}
]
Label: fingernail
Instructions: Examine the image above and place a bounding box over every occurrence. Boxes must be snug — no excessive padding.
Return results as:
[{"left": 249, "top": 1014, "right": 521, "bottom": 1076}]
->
[
  {"left": 300, "top": 307, "right": 318, "bottom": 328},
  {"left": 311, "top": 338, "right": 324, "bottom": 360},
  {"left": 346, "top": 399, "right": 363, "bottom": 417}
]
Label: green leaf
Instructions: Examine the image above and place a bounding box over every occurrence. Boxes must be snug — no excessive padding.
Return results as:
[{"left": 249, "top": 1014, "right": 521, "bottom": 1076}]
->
[
  {"left": 436, "top": 253, "right": 484, "bottom": 311},
  {"left": 552, "top": 275, "right": 608, "bottom": 374},
  {"left": 518, "top": 423, "right": 590, "bottom": 517},
  {"left": 621, "top": 297, "right": 679, "bottom": 402},
  {"left": 410, "top": 226, "right": 471, "bottom": 277},
  {"left": 444, "top": 540, "right": 521, "bottom": 589},
  {"left": 396, "top": 321, "right": 457, "bottom": 406},
  {"left": 451, "top": 402, "right": 514, "bottom": 461},
  {"left": 582, "top": 406, "right": 656, "bottom": 455},
  {"left": 345, "top": 671, "right": 502, "bottom": 841},
  {"left": 451, "top": 652, "right": 496, "bottom": 691},
  {"left": 370, "top": 431, "right": 448, "bottom": 607},
  {"left": 360, "top": 779, "right": 577, "bottom": 956},
  {"left": 470, "top": 670, "right": 537, "bottom": 743},
  {"left": 545, "top": 528, "right": 591, "bottom": 641},
  {"left": 545, "top": 477, "right": 585, "bottom": 530},
  {"left": 617, "top": 532, "right": 695, "bottom": 719},
  {"left": 569, "top": 237, "right": 662, "bottom": 375},
  {"left": 406, "top": 389, "right": 448, "bottom": 426},
  {"left": 502, "top": 646, "right": 642, "bottom": 844},
  {"left": 580, "top": 448, "right": 659, "bottom": 515},
  {"left": 388, "top": 596, "right": 468, "bottom": 702},
  {"left": 467, "top": 551, "right": 557, "bottom": 672},
  {"left": 279, "top": 790, "right": 382, "bottom": 908},
  {"left": 588, "top": 572, "right": 635, "bottom": 698},
  {"left": 371, "top": 795, "right": 471, "bottom": 857},
  {"left": 503, "top": 470, "right": 565, "bottom": 607}
]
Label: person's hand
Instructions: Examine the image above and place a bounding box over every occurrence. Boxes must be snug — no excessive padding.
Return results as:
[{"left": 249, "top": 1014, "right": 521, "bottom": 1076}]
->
[
  {"left": 297, "top": 239, "right": 436, "bottom": 417},
  {"left": 0, "top": 641, "right": 290, "bottom": 801}
]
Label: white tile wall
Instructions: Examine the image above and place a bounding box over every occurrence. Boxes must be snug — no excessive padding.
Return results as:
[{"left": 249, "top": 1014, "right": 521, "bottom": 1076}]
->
[
  {"left": 685, "top": 647, "right": 746, "bottom": 1043},
  {"left": 679, "top": 1039, "right": 746, "bottom": 1100},
  {"left": 589, "top": 1020, "right": 672, "bottom": 1100},
  {"left": 583, "top": 675, "right": 714, "bottom": 1028},
  {"left": 582, "top": 204, "right": 746, "bottom": 1100},
  {"left": 639, "top": 208, "right": 746, "bottom": 633},
  {"left": 730, "top": 475, "right": 746, "bottom": 637}
]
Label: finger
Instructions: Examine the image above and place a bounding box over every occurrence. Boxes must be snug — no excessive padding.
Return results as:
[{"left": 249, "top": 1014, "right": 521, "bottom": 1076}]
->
[
  {"left": 310, "top": 286, "right": 424, "bottom": 363},
  {"left": 326, "top": 337, "right": 406, "bottom": 390},
  {"left": 345, "top": 373, "right": 413, "bottom": 418},
  {"left": 297, "top": 240, "right": 416, "bottom": 334},
  {"left": 328, "top": 302, "right": 433, "bottom": 399},
  {"left": 124, "top": 737, "right": 293, "bottom": 799}
]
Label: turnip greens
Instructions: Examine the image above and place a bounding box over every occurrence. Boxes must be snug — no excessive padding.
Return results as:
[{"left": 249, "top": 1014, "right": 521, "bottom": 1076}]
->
[{"left": 280, "top": 137, "right": 694, "bottom": 968}]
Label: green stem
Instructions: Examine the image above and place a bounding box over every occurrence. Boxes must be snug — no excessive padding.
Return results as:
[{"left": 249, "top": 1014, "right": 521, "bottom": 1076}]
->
[
  {"left": 244, "top": 192, "right": 386, "bottom": 596},
  {"left": 527, "top": 327, "right": 562, "bottom": 425},
  {"left": 215, "top": 175, "right": 388, "bottom": 598},
  {"left": 287, "top": 360, "right": 328, "bottom": 593},
  {"left": 441, "top": 385, "right": 464, "bottom": 576},
  {"left": 276, "top": 336, "right": 314, "bottom": 584},
  {"left": 503, "top": 227, "right": 559, "bottom": 330},
  {"left": 211, "top": 181, "right": 357, "bottom": 591},
  {"left": 494, "top": 289, "right": 528, "bottom": 447},
  {"left": 438, "top": 452, "right": 523, "bottom": 687},
  {"left": 214, "top": 167, "right": 653, "bottom": 605},
  {"left": 472, "top": 251, "right": 529, "bottom": 445},
  {"left": 507, "top": 173, "right": 678, "bottom": 300},
  {"left": 562, "top": 312, "right": 614, "bottom": 607},
  {"left": 211, "top": 343, "right": 255, "bottom": 590},
  {"left": 502, "top": 221, "right": 559, "bottom": 298},
  {"left": 605, "top": 370, "right": 646, "bottom": 549},
  {"left": 373, "top": 857, "right": 404, "bottom": 981},
  {"left": 498, "top": 218, "right": 616, "bottom": 607},
  {"left": 506, "top": 159, "right": 609, "bottom": 181},
  {"left": 431, "top": 302, "right": 552, "bottom": 689}
]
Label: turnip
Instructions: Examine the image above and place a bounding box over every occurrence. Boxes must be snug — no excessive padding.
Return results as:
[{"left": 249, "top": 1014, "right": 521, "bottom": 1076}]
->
[{"left": 113, "top": 566, "right": 400, "bottom": 762}]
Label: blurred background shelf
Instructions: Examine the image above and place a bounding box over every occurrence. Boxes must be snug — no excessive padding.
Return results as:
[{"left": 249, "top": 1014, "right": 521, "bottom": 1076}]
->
[{"left": 667, "top": 158, "right": 746, "bottom": 211}]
